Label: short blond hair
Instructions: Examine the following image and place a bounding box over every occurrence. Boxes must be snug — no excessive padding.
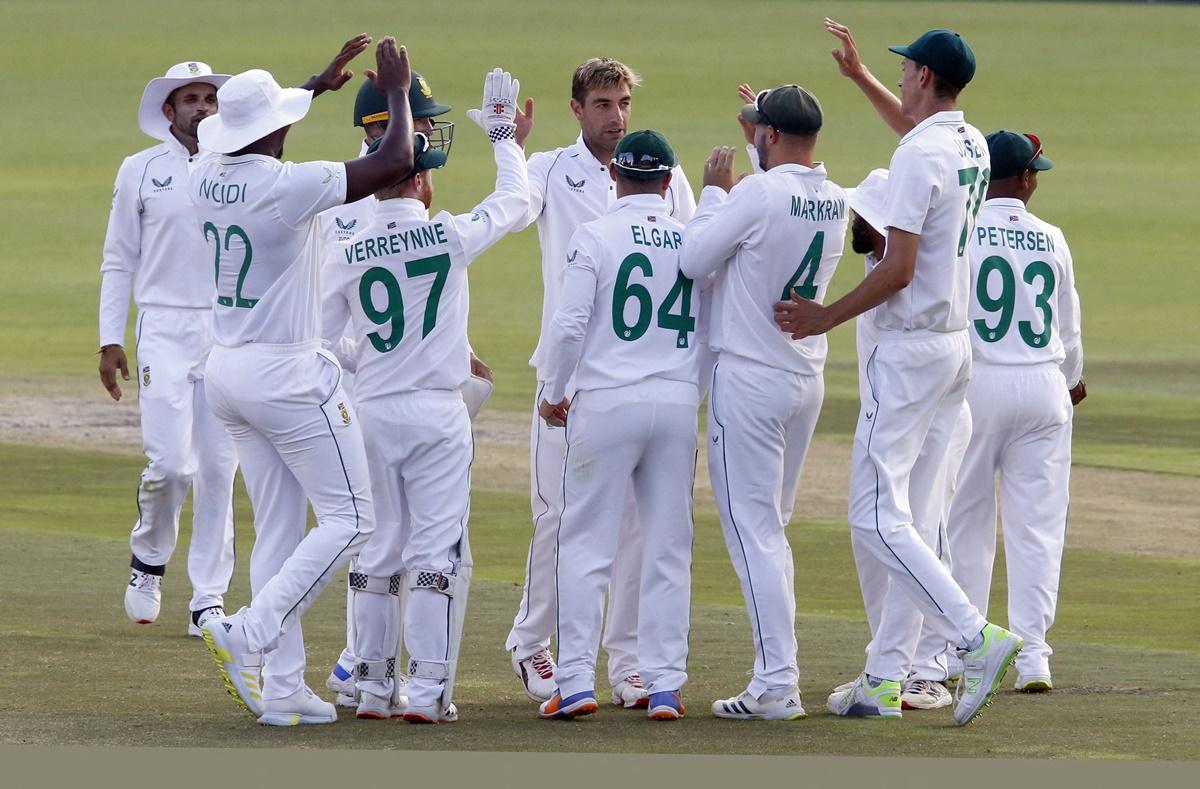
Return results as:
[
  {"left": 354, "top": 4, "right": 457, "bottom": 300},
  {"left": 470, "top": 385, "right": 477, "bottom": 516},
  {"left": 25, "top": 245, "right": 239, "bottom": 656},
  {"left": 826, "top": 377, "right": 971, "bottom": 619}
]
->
[{"left": 571, "top": 58, "right": 641, "bottom": 103}]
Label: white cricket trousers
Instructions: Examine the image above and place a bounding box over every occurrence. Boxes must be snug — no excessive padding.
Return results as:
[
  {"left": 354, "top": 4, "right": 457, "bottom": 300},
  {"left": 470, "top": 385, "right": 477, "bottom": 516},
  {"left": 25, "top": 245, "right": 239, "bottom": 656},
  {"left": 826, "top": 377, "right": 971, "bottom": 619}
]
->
[
  {"left": 507, "top": 382, "right": 645, "bottom": 685},
  {"left": 945, "top": 362, "right": 1073, "bottom": 679},
  {"left": 205, "top": 342, "right": 374, "bottom": 700},
  {"left": 851, "top": 329, "right": 987, "bottom": 681},
  {"left": 555, "top": 378, "right": 698, "bottom": 699},
  {"left": 130, "top": 307, "right": 237, "bottom": 611},
  {"left": 353, "top": 390, "right": 472, "bottom": 708},
  {"left": 708, "top": 354, "right": 823, "bottom": 698}
]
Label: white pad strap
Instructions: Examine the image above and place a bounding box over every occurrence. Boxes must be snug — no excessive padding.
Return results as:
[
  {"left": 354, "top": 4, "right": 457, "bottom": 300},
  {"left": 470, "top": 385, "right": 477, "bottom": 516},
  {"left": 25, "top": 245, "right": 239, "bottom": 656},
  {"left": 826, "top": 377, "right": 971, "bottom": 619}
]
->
[
  {"left": 408, "top": 658, "right": 451, "bottom": 681},
  {"left": 410, "top": 569, "right": 457, "bottom": 597},
  {"left": 349, "top": 571, "right": 403, "bottom": 596},
  {"left": 354, "top": 657, "right": 396, "bottom": 681}
]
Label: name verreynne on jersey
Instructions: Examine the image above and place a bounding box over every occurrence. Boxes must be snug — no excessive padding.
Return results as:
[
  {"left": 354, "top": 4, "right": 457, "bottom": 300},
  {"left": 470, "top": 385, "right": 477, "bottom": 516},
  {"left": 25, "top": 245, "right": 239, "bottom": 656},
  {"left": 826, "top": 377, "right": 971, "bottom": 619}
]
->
[{"left": 344, "top": 222, "right": 450, "bottom": 265}]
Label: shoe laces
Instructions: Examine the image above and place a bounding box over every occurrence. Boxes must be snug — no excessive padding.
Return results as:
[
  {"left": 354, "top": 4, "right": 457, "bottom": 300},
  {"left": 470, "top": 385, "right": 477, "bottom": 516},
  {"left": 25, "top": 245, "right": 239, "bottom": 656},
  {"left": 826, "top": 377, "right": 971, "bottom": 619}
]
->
[
  {"left": 130, "top": 571, "right": 162, "bottom": 592},
  {"left": 622, "top": 673, "right": 645, "bottom": 689},
  {"left": 906, "top": 679, "right": 935, "bottom": 694},
  {"left": 530, "top": 649, "right": 555, "bottom": 680}
]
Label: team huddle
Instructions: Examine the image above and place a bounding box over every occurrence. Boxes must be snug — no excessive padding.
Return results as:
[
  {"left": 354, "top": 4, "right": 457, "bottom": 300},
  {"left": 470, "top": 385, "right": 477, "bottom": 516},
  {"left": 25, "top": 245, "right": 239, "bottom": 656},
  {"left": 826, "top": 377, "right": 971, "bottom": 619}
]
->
[{"left": 99, "top": 18, "right": 1084, "bottom": 727}]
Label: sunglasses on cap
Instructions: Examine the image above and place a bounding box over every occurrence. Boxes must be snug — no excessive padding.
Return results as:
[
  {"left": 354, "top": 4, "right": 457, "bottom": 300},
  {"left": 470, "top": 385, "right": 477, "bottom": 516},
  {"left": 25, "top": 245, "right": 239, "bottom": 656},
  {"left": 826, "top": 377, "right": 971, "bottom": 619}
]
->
[
  {"left": 615, "top": 151, "right": 671, "bottom": 173},
  {"left": 1022, "top": 133, "right": 1043, "bottom": 172},
  {"left": 754, "top": 88, "right": 778, "bottom": 130}
]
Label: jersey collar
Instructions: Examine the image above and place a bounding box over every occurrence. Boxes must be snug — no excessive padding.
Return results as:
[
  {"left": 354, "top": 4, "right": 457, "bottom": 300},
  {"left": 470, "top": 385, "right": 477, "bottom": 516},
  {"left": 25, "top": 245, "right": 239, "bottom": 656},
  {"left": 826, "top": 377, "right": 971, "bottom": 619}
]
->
[
  {"left": 573, "top": 132, "right": 612, "bottom": 173},
  {"left": 766, "top": 161, "right": 828, "bottom": 179},
  {"left": 901, "top": 110, "right": 966, "bottom": 144},
  {"left": 608, "top": 193, "right": 668, "bottom": 214},
  {"left": 374, "top": 196, "right": 430, "bottom": 220},
  {"left": 983, "top": 197, "right": 1027, "bottom": 212}
]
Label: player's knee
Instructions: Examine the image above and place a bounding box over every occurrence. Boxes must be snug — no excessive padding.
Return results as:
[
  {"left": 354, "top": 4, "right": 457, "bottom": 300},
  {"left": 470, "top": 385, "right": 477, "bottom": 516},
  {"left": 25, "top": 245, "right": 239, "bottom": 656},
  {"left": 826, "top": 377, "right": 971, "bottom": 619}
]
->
[{"left": 140, "top": 458, "right": 194, "bottom": 492}]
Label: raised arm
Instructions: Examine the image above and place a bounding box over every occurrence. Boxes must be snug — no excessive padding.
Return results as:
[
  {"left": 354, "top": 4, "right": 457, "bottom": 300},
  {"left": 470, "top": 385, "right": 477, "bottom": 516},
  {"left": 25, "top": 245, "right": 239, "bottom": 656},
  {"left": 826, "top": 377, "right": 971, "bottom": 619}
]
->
[
  {"left": 824, "top": 17, "right": 914, "bottom": 137},
  {"left": 680, "top": 147, "right": 751, "bottom": 281},
  {"left": 344, "top": 38, "right": 415, "bottom": 203},
  {"left": 300, "top": 33, "right": 371, "bottom": 97}
]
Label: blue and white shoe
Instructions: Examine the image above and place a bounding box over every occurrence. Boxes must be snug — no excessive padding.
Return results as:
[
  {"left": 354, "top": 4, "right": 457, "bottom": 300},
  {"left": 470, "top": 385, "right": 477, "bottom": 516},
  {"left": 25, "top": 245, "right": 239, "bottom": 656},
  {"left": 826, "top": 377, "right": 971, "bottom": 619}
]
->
[
  {"left": 647, "top": 690, "right": 685, "bottom": 721},
  {"left": 538, "top": 689, "right": 599, "bottom": 720}
]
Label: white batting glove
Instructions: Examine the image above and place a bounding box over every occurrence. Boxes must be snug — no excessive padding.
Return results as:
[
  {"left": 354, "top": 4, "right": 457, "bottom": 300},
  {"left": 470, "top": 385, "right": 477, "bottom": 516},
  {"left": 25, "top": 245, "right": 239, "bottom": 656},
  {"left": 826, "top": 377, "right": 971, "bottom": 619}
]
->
[{"left": 465, "top": 67, "right": 519, "bottom": 144}]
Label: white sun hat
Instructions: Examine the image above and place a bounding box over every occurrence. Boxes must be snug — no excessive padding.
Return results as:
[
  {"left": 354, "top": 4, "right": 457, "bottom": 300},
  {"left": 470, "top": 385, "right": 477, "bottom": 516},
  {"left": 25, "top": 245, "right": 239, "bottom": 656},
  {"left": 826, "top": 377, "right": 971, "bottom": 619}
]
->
[
  {"left": 197, "top": 69, "right": 313, "bottom": 154},
  {"left": 138, "top": 61, "right": 231, "bottom": 141},
  {"left": 845, "top": 168, "right": 889, "bottom": 236}
]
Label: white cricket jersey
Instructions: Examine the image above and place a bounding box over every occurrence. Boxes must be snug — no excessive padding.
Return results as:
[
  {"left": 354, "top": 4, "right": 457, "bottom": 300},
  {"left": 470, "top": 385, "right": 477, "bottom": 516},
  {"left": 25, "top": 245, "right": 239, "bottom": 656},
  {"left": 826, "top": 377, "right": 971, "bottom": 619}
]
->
[
  {"left": 188, "top": 154, "right": 347, "bottom": 347},
  {"left": 681, "top": 163, "right": 848, "bottom": 376},
  {"left": 543, "top": 194, "right": 698, "bottom": 403},
  {"left": 99, "top": 134, "right": 214, "bottom": 346},
  {"left": 969, "top": 197, "right": 1083, "bottom": 385},
  {"left": 856, "top": 252, "right": 882, "bottom": 352},
  {"left": 879, "top": 110, "right": 990, "bottom": 334},
  {"left": 321, "top": 139, "right": 528, "bottom": 403},
  {"left": 524, "top": 133, "right": 697, "bottom": 373}
]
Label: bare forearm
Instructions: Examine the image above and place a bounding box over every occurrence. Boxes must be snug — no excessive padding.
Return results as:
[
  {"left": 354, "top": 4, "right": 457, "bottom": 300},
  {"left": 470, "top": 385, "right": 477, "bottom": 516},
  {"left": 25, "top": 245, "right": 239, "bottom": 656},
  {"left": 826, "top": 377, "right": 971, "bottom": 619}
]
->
[{"left": 848, "top": 69, "right": 913, "bottom": 137}]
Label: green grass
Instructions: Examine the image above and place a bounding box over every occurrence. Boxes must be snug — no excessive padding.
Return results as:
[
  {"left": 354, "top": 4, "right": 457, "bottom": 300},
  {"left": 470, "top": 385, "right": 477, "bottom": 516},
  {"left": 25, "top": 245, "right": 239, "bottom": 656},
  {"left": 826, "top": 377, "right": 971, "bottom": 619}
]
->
[
  {"left": 0, "top": 0, "right": 1197, "bottom": 475},
  {"left": 1, "top": 442, "right": 1197, "bottom": 757}
]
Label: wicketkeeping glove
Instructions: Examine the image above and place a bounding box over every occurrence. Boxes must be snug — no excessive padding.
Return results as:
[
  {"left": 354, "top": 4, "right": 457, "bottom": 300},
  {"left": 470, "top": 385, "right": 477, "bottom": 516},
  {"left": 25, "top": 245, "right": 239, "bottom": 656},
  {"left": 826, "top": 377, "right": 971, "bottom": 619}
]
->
[{"left": 465, "top": 67, "right": 519, "bottom": 144}]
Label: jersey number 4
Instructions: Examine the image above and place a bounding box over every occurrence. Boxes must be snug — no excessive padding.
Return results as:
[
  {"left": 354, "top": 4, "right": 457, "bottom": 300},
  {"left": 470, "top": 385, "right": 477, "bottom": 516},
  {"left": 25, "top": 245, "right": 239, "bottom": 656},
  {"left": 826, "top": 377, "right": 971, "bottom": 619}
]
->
[
  {"left": 204, "top": 222, "right": 256, "bottom": 308},
  {"left": 358, "top": 253, "right": 451, "bottom": 353},
  {"left": 612, "top": 253, "right": 695, "bottom": 348}
]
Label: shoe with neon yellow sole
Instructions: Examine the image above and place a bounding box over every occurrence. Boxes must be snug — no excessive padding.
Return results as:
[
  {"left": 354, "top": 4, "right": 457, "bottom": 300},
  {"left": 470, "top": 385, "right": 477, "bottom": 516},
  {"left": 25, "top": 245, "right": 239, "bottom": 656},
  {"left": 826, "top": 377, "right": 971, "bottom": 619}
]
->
[
  {"left": 826, "top": 674, "right": 902, "bottom": 718},
  {"left": 954, "top": 623, "right": 1024, "bottom": 725},
  {"left": 199, "top": 607, "right": 264, "bottom": 718},
  {"left": 1015, "top": 675, "right": 1052, "bottom": 693}
]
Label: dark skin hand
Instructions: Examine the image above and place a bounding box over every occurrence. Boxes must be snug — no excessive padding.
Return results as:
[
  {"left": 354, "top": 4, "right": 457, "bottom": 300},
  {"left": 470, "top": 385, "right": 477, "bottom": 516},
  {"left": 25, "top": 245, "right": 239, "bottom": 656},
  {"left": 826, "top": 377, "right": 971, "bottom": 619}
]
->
[
  {"left": 538, "top": 397, "right": 569, "bottom": 428},
  {"left": 300, "top": 33, "right": 371, "bottom": 97},
  {"left": 1069, "top": 378, "right": 1087, "bottom": 406},
  {"left": 470, "top": 352, "right": 493, "bottom": 382},
  {"left": 344, "top": 37, "right": 415, "bottom": 203},
  {"left": 98, "top": 345, "right": 130, "bottom": 401}
]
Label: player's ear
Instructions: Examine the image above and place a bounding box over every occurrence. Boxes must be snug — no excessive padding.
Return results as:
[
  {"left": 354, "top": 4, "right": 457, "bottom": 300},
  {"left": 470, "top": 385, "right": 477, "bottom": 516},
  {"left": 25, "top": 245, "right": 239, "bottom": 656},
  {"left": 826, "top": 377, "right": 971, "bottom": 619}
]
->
[
  {"left": 660, "top": 170, "right": 673, "bottom": 194},
  {"left": 570, "top": 97, "right": 584, "bottom": 122},
  {"left": 608, "top": 162, "right": 618, "bottom": 182},
  {"left": 162, "top": 101, "right": 175, "bottom": 122}
]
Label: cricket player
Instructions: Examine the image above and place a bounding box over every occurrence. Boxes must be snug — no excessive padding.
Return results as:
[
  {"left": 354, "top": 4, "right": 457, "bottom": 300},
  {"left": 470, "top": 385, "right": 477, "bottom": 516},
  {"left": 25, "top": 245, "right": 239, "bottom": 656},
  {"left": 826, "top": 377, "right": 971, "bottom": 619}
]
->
[
  {"left": 775, "top": 23, "right": 1023, "bottom": 725},
  {"left": 537, "top": 130, "right": 698, "bottom": 722},
  {"left": 681, "top": 85, "right": 846, "bottom": 721},
  {"left": 922, "top": 130, "right": 1084, "bottom": 692},
  {"left": 99, "top": 61, "right": 239, "bottom": 638},
  {"left": 507, "top": 58, "right": 696, "bottom": 707},
  {"left": 321, "top": 67, "right": 529, "bottom": 724},
  {"left": 195, "top": 35, "right": 417, "bottom": 726},
  {"left": 319, "top": 69, "right": 495, "bottom": 710}
]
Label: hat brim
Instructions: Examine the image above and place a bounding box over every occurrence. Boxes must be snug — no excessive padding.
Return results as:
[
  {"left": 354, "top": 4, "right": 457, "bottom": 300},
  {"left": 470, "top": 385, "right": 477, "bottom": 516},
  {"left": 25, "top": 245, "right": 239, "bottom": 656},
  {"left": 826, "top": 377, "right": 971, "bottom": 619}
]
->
[
  {"left": 846, "top": 188, "right": 888, "bottom": 236},
  {"left": 1030, "top": 154, "right": 1054, "bottom": 172},
  {"left": 614, "top": 163, "right": 673, "bottom": 181},
  {"left": 739, "top": 103, "right": 767, "bottom": 126},
  {"left": 198, "top": 87, "right": 313, "bottom": 154},
  {"left": 887, "top": 44, "right": 916, "bottom": 60},
  {"left": 414, "top": 102, "right": 452, "bottom": 119},
  {"left": 138, "top": 74, "right": 231, "bottom": 141},
  {"left": 415, "top": 148, "right": 448, "bottom": 173}
]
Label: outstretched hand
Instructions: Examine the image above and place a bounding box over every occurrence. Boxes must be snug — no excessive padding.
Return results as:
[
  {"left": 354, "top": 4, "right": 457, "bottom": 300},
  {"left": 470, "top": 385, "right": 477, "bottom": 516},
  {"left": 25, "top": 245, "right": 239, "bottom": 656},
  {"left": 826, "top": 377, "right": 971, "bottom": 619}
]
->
[
  {"left": 303, "top": 33, "right": 371, "bottom": 96},
  {"left": 825, "top": 17, "right": 864, "bottom": 79},
  {"left": 736, "top": 83, "right": 757, "bottom": 144},
  {"left": 370, "top": 36, "right": 412, "bottom": 95},
  {"left": 515, "top": 98, "right": 534, "bottom": 147}
]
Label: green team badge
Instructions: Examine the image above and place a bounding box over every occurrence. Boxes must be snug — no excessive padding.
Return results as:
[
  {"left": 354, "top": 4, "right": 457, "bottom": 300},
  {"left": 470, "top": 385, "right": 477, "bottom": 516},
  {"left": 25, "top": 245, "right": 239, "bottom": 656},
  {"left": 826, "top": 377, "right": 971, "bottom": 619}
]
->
[
  {"left": 335, "top": 217, "right": 357, "bottom": 231},
  {"left": 151, "top": 176, "right": 173, "bottom": 189}
]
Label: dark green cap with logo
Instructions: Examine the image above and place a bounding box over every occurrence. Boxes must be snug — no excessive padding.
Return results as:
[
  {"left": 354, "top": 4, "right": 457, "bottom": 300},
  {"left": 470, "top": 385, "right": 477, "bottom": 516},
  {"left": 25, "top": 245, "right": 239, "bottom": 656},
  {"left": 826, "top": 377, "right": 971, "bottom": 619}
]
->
[
  {"left": 889, "top": 29, "right": 976, "bottom": 89},
  {"left": 353, "top": 70, "right": 451, "bottom": 127},
  {"left": 365, "top": 132, "right": 449, "bottom": 182},
  {"left": 613, "top": 130, "right": 676, "bottom": 181},
  {"left": 986, "top": 130, "right": 1053, "bottom": 180},
  {"left": 738, "top": 85, "right": 823, "bottom": 135}
]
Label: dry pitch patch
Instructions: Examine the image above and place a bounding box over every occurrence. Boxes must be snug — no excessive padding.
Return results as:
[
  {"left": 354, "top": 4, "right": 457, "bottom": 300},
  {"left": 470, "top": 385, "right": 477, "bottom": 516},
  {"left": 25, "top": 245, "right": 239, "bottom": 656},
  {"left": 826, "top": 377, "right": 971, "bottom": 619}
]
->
[{"left": 3, "top": 394, "right": 1196, "bottom": 560}]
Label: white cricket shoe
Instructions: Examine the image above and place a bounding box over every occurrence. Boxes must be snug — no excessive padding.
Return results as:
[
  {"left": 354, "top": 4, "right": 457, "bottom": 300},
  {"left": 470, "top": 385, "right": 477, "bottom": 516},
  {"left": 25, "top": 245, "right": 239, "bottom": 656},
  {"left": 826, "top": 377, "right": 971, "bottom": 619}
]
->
[
  {"left": 711, "top": 686, "right": 808, "bottom": 720},
  {"left": 125, "top": 569, "right": 162, "bottom": 624},
  {"left": 326, "top": 657, "right": 357, "bottom": 707},
  {"left": 954, "top": 623, "right": 1024, "bottom": 725},
  {"left": 200, "top": 607, "right": 264, "bottom": 718},
  {"left": 1015, "top": 674, "right": 1053, "bottom": 693},
  {"left": 402, "top": 702, "right": 458, "bottom": 724},
  {"left": 611, "top": 673, "right": 649, "bottom": 709},
  {"left": 901, "top": 678, "right": 952, "bottom": 710},
  {"left": 831, "top": 677, "right": 858, "bottom": 695},
  {"left": 356, "top": 689, "right": 409, "bottom": 719},
  {"left": 512, "top": 647, "right": 556, "bottom": 703},
  {"left": 187, "top": 606, "right": 226, "bottom": 638},
  {"left": 827, "top": 674, "right": 902, "bottom": 718},
  {"left": 258, "top": 685, "right": 336, "bottom": 726}
]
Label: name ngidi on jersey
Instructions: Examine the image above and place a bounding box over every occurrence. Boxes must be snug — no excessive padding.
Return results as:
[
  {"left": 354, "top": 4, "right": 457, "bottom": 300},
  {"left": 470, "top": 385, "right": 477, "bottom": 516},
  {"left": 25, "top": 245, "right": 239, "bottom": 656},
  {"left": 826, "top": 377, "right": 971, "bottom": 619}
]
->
[
  {"left": 542, "top": 194, "right": 699, "bottom": 403},
  {"left": 189, "top": 154, "right": 347, "bottom": 347},
  {"left": 321, "top": 139, "right": 530, "bottom": 405},
  {"left": 879, "top": 110, "right": 989, "bottom": 333},
  {"left": 681, "top": 163, "right": 847, "bottom": 375},
  {"left": 969, "top": 197, "right": 1082, "bottom": 381}
]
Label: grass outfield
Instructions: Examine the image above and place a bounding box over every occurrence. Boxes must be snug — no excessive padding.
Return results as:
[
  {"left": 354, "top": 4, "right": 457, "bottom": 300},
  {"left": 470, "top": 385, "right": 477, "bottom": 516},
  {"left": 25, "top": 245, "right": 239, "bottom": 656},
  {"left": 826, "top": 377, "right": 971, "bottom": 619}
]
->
[
  {"left": 1, "top": 442, "right": 1198, "bottom": 758},
  {"left": 0, "top": 0, "right": 1197, "bottom": 760}
]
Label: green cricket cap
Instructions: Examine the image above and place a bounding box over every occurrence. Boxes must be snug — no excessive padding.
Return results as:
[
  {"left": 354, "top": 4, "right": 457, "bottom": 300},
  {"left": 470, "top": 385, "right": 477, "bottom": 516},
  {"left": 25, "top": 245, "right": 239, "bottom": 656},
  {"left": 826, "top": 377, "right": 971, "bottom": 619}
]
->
[
  {"left": 738, "top": 85, "right": 823, "bottom": 136},
  {"left": 613, "top": 129, "right": 676, "bottom": 181},
  {"left": 986, "top": 130, "right": 1053, "bottom": 181},
  {"left": 889, "top": 29, "right": 976, "bottom": 89},
  {"left": 365, "top": 132, "right": 448, "bottom": 181},
  {"left": 353, "top": 70, "right": 451, "bottom": 127}
]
